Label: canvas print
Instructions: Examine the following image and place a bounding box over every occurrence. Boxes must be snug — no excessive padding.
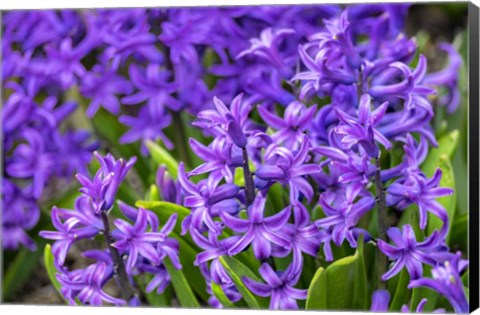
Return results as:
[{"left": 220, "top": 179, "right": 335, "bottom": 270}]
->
[{"left": 1, "top": 2, "right": 477, "bottom": 313}]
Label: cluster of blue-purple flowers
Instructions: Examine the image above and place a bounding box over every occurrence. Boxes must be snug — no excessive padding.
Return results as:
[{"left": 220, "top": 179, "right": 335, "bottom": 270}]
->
[{"left": 2, "top": 3, "right": 468, "bottom": 312}]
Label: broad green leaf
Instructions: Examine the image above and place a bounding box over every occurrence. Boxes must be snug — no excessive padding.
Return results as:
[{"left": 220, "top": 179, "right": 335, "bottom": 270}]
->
[
  {"left": 426, "top": 155, "right": 456, "bottom": 242},
  {"left": 211, "top": 282, "right": 236, "bottom": 308},
  {"left": 146, "top": 140, "right": 179, "bottom": 179},
  {"left": 421, "top": 130, "right": 459, "bottom": 177},
  {"left": 307, "top": 236, "right": 367, "bottom": 310},
  {"left": 219, "top": 256, "right": 268, "bottom": 309},
  {"left": 163, "top": 257, "right": 200, "bottom": 307},
  {"left": 44, "top": 244, "right": 65, "bottom": 302},
  {"left": 389, "top": 269, "right": 410, "bottom": 311},
  {"left": 306, "top": 267, "right": 327, "bottom": 309}
]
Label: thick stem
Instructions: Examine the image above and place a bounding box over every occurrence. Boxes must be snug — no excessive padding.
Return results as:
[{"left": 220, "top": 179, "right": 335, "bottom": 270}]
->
[
  {"left": 242, "top": 148, "right": 256, "bottom": 206},
  {"left": 374, "top": 157, "right": 388, "bottom": 289},
  {"left": 101, "top": 211, "right": 136, "bottom": 303}
]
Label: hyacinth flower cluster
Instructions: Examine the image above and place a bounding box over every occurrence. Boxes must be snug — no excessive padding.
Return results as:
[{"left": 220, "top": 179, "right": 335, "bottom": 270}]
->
[
  {"left": 2, "top": 3, "right": 469, "bottom": 313},
  {"left": 39, "top": 153, "right": 181, "bottom": 305}
]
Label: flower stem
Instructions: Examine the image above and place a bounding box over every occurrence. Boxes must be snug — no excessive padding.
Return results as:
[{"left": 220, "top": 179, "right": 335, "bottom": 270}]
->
[
  {"left": 374, "top": 157, "right": 388, "bottom": 289},
  {"left": 101, "top": 211, "right": 136, "bottom": 303},
  {"left": 242, "top": 148, "right": 255, "bottom": 206}
]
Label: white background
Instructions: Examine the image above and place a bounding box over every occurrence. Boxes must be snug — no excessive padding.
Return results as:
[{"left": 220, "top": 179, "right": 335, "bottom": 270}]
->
[{"left": 1, "top": 0, "right": 479, "bottom": 314}]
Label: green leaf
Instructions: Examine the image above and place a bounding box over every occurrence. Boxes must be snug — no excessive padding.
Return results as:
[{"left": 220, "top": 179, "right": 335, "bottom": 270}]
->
[
  {"left": 148, "top": 184, "right": 160, "bottom": 202},
  {"left": 219, "top": 256, "right": 268, "bottom": 309},
  {"left": 306, "top": 236, "right": 367, "bottom": 310},
  {"left": 211, "top": 282, "right": 236, "bottom": 308},
  {"left": 450, "top": 214, "right": 468, "bottom": 251},
  {"left": 421, "top": 130, "right": 459, "bottom": 177},
  {"left": 174, "top": 232, "right": 210, "bottom": 302},
  {"left": 306, "top": 267, "right": 327, "bottom": 309},
  {"left": 146, "top": 140, "right": 179, "bottom": 179},
  {"left": 426, "top": 154, "right": 456, "bottom": 241},
  {"left": 44, "top": 244, "right": 67, "bottom": 303},
  {"left": 389, "top": 269, "right": 410, "bottom": 311},
  {"left": 3, "top": 239, "right": 48, "bottom": 301},
  {"left": 163, "top": 257, "right": 200, "bottom": 307}
]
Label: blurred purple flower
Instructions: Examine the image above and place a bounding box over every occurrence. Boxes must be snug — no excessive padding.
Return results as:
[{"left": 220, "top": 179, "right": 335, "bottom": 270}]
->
[
  {"left": 424, "top": 43, "right": 462, "bottom": 113},
  {"left": 119, "top": 103, "right": 173, "bottom": 155},
  {"left": 80, "top": 63, "right": 134, "bottom": 117}
]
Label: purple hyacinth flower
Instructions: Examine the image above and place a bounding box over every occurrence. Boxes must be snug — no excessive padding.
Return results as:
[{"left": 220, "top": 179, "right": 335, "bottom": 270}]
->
[
  {"left": 309, "top": 10, "right": 362, "bottom": 69},
  {"left": 111, "top": 208, "right": 175, "bottom": 274},
  {"left": 178, "top": 163, "right": 240, "bottom": 234},
  {"left": 195, "top": 94, "right": 252, "bottom": 148},
  {"left": 2, "top": 81, "right": 37, "bottom": 135},
  {"left": 142, "top": 264, "right": 171, "bottom": 295},
  {"left": 44, "top": 37, "right": 87, "bottom": 90},
  {"left": 156, "top": 166, "right": 182, "bottom": 204},
  {"left": 370, "top": 289, "right": 390, "bottom": 312},
  {"left": 99, "top": 12, "right": 163, "bottom": 64},
  {"left": 237, "top": 27, "right": 295, "bottom": 76},
  {"left": 243, "top": 263, "right": 307, "bottom": 310},
  {"left": 80, "top": 63, "right": 134, "bottom": 117},
  {"left": 315, "top": 192, "right": 374, "bottom": 248},
  {"left": 220, "top": 193, "right": 291, "bottom": 260},
  {"left": 191, "top": 229, "right": 241, "bottom": 285},
  {"left": 314, "top": 146, "right": 377, "bottom": 190},
  {"left": 188, "top": 137, "right": 242, "bottom": 183},
  {"left": 334, "top": 94, "right": 391, "bottom": 158},
  {"left": 2, "top": 180, "right": 39, "bottom": 251},
  {"left": 57, "top": 130, "right": 99, "bottom": 178},
  {"left": 119, "top": 103, "right": 173, "bottom": 155},
  {"left": 378, "top": 224, "right": 452, "bottom": 281},
  {"left": 369, "top": 55, "right": 435, "bottom": 115},
  {"left": 256, "top": 135, "right": 321, "bottom": 203},
  {"left": 282, "top": 203, "right": 323, "bottom": 276},
  {"left": 57, "top": 262, "right": 126, "bottom": 306},
  {"left": 158, "top": 15, "right": 210, "bottom": 65},
  {"left": 408, "top": 252, "right": 469, "bottom": 313},
  {"left": 258, "top": 101, "right": 317, "bottom": 149},
  {"left": 121, "top": 63, "right": 180, "bottom": 111},
  {"left": 76, "top": 152, "right": 137, "bottom": 212},
  {"left": 423, "top": 43, "right": 462, "bottom": 113},
  {"left": 39, "top": 205, "right": 100, "bottom": 266},
  {"left": 293, "top": 43, "right": 357, "bottom": 99},
  {"left": 6, "top": 128, "right": 57, "bottom": 199},
  {"left": 387, "top": 168, "right": 453, "bottom": 230},
  {"left": 380, "top": 134, "right": 428, "bottom": 182}
]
